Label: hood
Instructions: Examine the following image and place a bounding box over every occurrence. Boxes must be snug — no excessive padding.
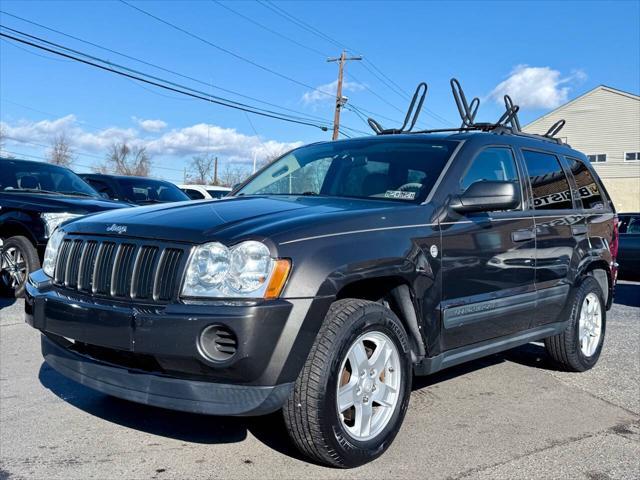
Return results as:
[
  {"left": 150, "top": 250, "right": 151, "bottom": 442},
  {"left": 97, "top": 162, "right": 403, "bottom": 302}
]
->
[
  {"left": 65, "top": 196, "right": 403, "bottom": 243},
  {"left": 0, "top": 192, "right": 127, "bottom": 214}
]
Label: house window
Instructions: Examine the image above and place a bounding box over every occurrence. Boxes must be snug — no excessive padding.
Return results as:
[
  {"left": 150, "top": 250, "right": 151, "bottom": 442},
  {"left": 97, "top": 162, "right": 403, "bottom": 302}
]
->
[
  {"left": 625, "top": 152, "right": 640, "bottom": 161},
  {"left": 587, "top": 154, "right": 607, "bottom": 163}
]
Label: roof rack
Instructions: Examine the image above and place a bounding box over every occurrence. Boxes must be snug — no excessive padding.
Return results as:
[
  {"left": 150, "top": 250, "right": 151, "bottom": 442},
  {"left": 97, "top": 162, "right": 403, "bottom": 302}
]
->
[{"left": 366, "top": 78, "right": 567, "bottom": 145}]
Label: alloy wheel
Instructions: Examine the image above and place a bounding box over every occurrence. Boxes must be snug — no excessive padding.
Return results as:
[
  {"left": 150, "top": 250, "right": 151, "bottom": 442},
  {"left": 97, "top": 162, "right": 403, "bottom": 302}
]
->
[
  {"left": 578, "top": 292, "right": 602, "bottom": 357},
  {"left": 336, "top": 331, "right": 402, "bottom": 441}
]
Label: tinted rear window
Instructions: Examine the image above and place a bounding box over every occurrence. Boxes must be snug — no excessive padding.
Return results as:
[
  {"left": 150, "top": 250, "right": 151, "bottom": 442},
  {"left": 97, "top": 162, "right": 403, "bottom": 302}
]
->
[
  {"left": 565, "top": 157, "right": 606, "bottom": 210},
  {"left": 522, "top": 150, "right": 572, "bottom": 210},
  {"left": 116, "top": 178, "right": 189, "bottom": 203}
]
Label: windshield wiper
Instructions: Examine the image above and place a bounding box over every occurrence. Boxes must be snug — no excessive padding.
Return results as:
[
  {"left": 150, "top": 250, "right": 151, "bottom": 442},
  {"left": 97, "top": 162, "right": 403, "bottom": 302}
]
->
[
  {"left": 2, "top": 188, "right": 60, "bottom": 195},
  {"left": 60, "top": 191, "right": 96, "bottom": 197}
]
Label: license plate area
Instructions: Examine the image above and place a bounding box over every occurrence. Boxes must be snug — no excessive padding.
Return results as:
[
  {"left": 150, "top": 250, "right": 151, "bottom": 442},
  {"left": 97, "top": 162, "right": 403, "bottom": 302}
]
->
[{"left": 44, "top": 299, "right": 133, "bottom": 350}]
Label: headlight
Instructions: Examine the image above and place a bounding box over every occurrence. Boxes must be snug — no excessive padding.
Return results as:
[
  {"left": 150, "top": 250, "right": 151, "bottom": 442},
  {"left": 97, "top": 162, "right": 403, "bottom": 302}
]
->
[
  {"left": 181, "top": 240, "right": 290, "bottom": 299},
  {"left": 42, "top": 229, "right": 65, "bottom": 277},
  {"left": 41, "top": 212, "right": 82, "bottom": 237}
]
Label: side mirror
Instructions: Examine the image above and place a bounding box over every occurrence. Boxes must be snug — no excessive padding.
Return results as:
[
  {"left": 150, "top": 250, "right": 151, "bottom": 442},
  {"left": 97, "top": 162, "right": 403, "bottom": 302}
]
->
[
  {"left": 99, "top": 192, "right": 110, "bottom": 199},
  {"left": 450, "top": 180, "right": 519, "bottom": 213}
]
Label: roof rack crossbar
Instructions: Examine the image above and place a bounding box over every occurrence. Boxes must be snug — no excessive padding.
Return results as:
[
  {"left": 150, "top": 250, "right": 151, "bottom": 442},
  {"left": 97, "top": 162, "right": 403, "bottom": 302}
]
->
[{"left": 367, "top": 82, "right": 428, "bottom": 135}]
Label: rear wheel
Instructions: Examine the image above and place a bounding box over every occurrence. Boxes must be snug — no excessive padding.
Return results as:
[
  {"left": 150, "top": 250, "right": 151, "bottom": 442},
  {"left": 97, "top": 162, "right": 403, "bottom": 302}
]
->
[
  {"left": 283, "top": 298, "right": 412, "bottom": 468},
  {"left": 0, "top": 236, "right": 40, "bottom": 298},
  {"left": 544, "top": 276, "right": 606, "bottom": 371}
]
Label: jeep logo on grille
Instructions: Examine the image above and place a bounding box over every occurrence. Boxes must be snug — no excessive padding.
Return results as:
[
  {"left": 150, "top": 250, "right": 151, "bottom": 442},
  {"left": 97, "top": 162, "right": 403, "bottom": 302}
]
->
[{"left": 106, "top": 224, "right": 127, "bottom": 234}]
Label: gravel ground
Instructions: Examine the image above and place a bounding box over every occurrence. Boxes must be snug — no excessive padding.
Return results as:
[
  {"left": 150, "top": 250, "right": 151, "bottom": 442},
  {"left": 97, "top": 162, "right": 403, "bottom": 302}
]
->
[{"left": 0, "top": 282, "right": 638, "bottom": 480}]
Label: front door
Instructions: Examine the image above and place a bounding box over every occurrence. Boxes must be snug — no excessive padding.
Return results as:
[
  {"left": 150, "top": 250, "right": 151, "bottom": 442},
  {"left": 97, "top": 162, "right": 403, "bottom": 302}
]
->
[{"left": 440, "top": 146, "right": 536, "bottom": 350}]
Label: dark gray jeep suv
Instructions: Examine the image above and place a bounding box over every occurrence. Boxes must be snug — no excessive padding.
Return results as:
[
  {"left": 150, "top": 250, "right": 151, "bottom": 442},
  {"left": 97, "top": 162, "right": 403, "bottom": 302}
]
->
[{"left": 24, "top": 82, "right": 617, "bottom": 467}]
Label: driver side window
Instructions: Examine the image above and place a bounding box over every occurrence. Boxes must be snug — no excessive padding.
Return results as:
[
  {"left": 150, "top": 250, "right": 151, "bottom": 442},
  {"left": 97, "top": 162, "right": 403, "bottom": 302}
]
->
[{"left": 460, "top": 147, "right": 519, "bottom": 191}]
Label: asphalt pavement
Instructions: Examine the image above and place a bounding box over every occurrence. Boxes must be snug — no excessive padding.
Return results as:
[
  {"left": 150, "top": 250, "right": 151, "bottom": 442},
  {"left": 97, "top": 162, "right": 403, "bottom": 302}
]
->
[{"left": 1, "top": 282, "right": 638, "bottom": 479}]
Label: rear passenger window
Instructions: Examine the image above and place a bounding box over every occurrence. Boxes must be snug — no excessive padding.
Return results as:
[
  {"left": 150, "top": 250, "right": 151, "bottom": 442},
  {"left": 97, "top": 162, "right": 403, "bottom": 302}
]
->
[
  {"left": 460, "top": 147, "right": 519, "bottom": 191},
  {"left": 522, "top": 150, "right": 572, "bottom": 210},
  {"left": 565, "top": 157, "right": 606, "bottom": 210}
]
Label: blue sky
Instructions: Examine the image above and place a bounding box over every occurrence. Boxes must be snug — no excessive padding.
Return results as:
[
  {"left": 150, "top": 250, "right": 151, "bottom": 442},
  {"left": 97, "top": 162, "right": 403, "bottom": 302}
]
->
[{"left": 1, "top": 0, "right": 639, "bottom": 183}]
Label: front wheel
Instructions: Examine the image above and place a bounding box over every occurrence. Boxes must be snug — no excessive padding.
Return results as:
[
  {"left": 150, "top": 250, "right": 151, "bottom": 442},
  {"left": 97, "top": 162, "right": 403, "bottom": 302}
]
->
[
  {"left": 283, "top": 298, "right": 412, "bottom": 468},
  {"left": 0, "top": 236, "right": 40, "bottom": 298}
]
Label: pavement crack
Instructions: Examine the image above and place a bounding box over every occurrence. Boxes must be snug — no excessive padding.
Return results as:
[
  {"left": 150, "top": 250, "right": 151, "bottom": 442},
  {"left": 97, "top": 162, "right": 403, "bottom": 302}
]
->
[{"left": 449, "top": 426, "right": 619, "bottom": 479}]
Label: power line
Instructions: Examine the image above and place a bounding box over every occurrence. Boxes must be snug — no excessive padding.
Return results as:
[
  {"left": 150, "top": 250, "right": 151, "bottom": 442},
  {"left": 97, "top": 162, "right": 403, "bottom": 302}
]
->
[
  {"left": 256, "top": 1, "right": 453, "bottom": 127},
  {"left": 210, "top": 0, "right": 329, "bottom": 57},
  {"left": 119, "top": 0, "right": 336, "bottom": 98},
  {"left": 258, "top": 1, "right": 343, "bottom": 50},
  {"left": 0, "top": 10, "right": 335, "bottom": 126},
  {"left": 0, "top": 27, "right": 332, "bottom": 131},
  {"left": 199, "top": 3, "right": 398, "bottom": 132}
]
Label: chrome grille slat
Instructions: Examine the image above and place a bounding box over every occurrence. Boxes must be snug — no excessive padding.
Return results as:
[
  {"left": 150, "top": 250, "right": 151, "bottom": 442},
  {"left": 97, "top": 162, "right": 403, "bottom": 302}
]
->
[
  {"left": 64, "top": 240, "right": 84, "bottom": 287},
  {"left": 54, "top": 240, "right": 72, "bottom": 284},
  {"left": 77, "top": 241, "right": 98, "bottom": 291},
  {"left": 110, "top": 244, "right": 136, "bottom": 297},
  {"left": 93, "top": 242, "right": 116, "bottom": 295},
  {"left": 131, "top": 246, "right": 159, "bottom": 299},
  {"left": 53, "top": 236, "right": 185, "bottom": 303},
  {"left": 153, "top": 248, "right": 183, "bottom": 301}
]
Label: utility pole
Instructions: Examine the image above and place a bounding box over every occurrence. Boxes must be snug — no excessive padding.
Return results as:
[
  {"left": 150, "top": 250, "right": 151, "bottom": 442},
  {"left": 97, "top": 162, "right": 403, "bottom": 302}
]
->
[
  {"left": 213, "top": 156, "right": 219, "bottom": 185},
  {"left": 327, "top": 50, "right": 362, "bottom": 140}
]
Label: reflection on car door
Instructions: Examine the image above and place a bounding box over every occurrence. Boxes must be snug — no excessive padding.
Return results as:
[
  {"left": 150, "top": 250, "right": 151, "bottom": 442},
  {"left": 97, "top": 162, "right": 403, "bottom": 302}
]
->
[{"left": 440, "top": 146, "right": 536, "bottom": 350}]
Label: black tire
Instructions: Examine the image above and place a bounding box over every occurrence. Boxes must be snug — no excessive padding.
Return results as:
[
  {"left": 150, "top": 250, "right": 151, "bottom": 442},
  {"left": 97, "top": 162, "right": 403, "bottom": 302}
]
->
[
  {"left": 0, "top": 236, "right": 40, "bottom": 298},
  {"left": 544, "top": 276, "right": 606, "bottom": 372},
  {"left": 283, "top": 298, "right": 412, "bottom": 468}
]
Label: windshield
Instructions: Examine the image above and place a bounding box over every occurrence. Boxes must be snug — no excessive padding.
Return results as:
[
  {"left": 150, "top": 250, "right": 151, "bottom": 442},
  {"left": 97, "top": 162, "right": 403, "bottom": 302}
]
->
[
  {"left": 236, "top": 139, "right": 458, "bottom": 203},
  {"left": 0, "top": 159, "right": 99, "bottom": 197},
  {"left": 116, "top": 177, "right": 189, "bottom": 204}
]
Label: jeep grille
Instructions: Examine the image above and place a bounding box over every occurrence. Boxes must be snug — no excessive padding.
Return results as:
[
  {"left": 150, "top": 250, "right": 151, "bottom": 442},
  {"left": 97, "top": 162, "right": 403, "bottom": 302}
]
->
[{"left": 53, "top": 236, "right": 187, "bottom": 302}]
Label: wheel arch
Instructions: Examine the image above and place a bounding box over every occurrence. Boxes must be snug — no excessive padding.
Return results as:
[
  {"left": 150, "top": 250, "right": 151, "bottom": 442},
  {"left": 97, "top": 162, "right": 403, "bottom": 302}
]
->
[
  {"left": 0, "top": 220, "right": 39, "bottom": 247},
  {"left": 579, "top": 260, "right": 613, "bottom": 309},
  {"left": 335, "top": 275, "right": 427, "bottom": 363}
]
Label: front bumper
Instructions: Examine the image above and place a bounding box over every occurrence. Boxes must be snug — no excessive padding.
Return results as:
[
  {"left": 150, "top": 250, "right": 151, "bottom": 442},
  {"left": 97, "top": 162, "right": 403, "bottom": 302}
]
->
[
  {"left": 26, "top": 269, "right": 333, "bottom": 415},
  {"left": 41, "top": 334, "right": 292, "bottom": 415}
]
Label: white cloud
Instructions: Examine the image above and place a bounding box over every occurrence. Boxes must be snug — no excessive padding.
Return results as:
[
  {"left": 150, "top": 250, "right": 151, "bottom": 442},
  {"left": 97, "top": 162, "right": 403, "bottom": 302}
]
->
[
  {"left": 489, "top": 65, "right": 587, "bottom": 109},
  {"left": 133, "top": 117, "right": 168, "bottom": 132},
  {"left": 302, "top": 79, "right": 366, "bottom": 104},
  {"left": 1, "top": 116, "right": 302, "bottom": 165}
]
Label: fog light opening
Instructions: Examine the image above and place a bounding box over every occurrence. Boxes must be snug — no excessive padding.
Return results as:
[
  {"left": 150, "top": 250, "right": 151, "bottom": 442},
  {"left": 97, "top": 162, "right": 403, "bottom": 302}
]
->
[{"left": 198, "top": 325, "right": 238, "bottom": 362}]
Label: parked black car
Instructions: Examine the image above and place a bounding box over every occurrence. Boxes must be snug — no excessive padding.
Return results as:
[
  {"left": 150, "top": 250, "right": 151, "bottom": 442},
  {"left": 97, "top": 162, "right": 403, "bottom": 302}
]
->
[
  {"left": 23, "top": 83, "right": 618, "bottom": 467},
  {"left": 617, "top": 212, "right": 640, "bottom": 279},
  {"left": 79, "top": 173, "right": 189, "bottom": 205},
  {"left": 0, "top": 158, "right": 127, "bottom": 297}
]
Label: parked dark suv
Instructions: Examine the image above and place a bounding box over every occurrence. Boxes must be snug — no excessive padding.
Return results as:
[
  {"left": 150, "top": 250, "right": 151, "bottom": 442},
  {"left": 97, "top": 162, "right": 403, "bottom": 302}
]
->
[
  {"left": 79, "top": 173, "right": 189, "bottom": 205},
  {"left": 23, "top": 84, "right": 617, "bottom": 467},
  {"left": 0, "top": 158, "right": 126, "bottom": 297}
]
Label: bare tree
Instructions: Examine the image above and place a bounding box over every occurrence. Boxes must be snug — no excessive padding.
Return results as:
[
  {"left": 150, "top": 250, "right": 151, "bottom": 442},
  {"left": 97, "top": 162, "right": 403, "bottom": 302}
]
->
[
  {"left": 47, "top": 133, "right": 74, "bottom": 167},
  {"left": 186, "top": 154, "right": 219, "bottom": 185},
  {"left": 99, "top": 142, "right": 152, "bottom": 176},
  {"left": 219, "top": 163, "right": 249, "bottom": 187}
]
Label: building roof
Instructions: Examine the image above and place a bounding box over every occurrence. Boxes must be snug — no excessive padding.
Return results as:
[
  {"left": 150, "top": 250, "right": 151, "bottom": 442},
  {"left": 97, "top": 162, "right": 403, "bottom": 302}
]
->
[{"left": 524, "top": 85, "right": 640, "bottom": 130}]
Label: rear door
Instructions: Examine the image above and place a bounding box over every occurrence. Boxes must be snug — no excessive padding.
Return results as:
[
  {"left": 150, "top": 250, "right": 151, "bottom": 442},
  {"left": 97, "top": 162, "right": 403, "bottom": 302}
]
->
[
  {"left": 440, "top": 145, "right": 536, "bottom": 350},
  {"left": 520, "top": 149, "right": 579, "bottom": 327}
]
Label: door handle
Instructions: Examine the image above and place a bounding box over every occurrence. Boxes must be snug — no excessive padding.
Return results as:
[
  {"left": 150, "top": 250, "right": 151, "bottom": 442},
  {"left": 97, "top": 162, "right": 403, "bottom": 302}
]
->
[
  {"left": 571, "top": 224, "right": 588, "bottom": 236},
  {"left": 512, "top": 229, "right": 535, "bottom": 242}
]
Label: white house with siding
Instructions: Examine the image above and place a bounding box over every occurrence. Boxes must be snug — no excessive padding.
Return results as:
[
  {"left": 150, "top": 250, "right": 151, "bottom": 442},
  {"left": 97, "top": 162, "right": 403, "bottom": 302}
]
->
[{"left": 523, "top": 85, "right": 640, "bottom": 212}]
